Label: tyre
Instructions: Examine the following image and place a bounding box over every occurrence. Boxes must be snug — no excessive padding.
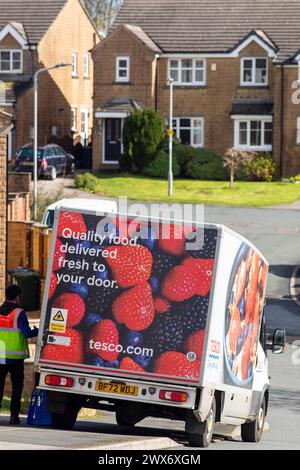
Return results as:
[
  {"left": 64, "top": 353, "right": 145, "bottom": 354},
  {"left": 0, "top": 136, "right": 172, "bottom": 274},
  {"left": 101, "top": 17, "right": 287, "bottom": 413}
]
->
[
  {"left": 49, "top": 167, "right": 57, "bottom": 180},
  {"left": 241, "top": 396, "right": 266, "bottom": 443},
  {"left": 51, "top": 402, "right": 80, "bottom": 430},
  {"left": 115, "top": 411, "right": 136, "bottom": 427},
  {"left": 186, "top": 397, "right": 216, "bottom": 448}
]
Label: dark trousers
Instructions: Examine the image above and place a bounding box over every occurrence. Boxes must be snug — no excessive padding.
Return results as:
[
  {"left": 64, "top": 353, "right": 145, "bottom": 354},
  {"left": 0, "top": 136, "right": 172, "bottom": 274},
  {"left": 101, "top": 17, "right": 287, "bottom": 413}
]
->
[{"left": 0, "top": 361, "right": 24, "bottom": 417}]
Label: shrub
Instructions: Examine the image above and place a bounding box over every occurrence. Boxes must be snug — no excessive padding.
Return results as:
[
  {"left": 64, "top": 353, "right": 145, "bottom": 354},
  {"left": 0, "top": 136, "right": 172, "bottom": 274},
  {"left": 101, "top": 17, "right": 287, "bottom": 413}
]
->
[
  {"left": 242, "top": 154, "right": 276, "bottom": 182},
  {"left": 123, "top": 109, "right": 165, "bottom": 171},
  {"left": 119, "top": 153, "right": 133, "bottom": 173},
  {"left": 173, "top": 144, "right": 197, "bottom": 175},
  {"left": 143, "top": 149, "right": 180, "bottom": 178},
  {"left": 186, "top": 156, "right": 226, "bottom": 180},
  {"left": 75, "top": 173, "right": 99, "bottom": 192}
]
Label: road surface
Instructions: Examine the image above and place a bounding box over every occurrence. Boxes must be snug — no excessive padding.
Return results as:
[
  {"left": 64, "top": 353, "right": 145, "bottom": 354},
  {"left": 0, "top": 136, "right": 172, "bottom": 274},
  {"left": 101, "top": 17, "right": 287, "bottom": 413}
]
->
[{"left": 0, "top": 344, "right": 299, "bottom": 450}]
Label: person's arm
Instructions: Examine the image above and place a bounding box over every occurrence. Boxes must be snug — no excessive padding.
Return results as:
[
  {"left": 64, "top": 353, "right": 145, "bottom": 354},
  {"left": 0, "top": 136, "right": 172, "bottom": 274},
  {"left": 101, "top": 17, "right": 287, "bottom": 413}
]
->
[{"left": 17, "top": 311, "right": 39, "bottom": 339}]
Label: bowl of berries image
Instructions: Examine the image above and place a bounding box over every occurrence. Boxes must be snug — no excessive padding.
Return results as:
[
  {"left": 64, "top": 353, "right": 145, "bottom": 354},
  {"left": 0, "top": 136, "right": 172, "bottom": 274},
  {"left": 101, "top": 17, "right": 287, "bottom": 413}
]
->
[{"left": 224, "top": 243, "right": 268, "bottom": 387}]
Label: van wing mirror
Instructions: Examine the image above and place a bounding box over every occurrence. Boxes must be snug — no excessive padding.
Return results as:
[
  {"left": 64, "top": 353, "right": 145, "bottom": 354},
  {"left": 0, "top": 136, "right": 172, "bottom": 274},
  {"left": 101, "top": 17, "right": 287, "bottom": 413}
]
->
[{"left": 271, "top": 329, "right": 286, "bottom": 354}]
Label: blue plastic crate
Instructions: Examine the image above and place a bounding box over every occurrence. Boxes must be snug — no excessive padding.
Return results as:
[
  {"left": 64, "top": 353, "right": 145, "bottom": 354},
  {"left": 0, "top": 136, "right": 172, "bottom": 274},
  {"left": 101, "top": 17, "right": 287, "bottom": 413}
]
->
[{"left": 27, "top": 389, "right": 52, "bottom": 426}]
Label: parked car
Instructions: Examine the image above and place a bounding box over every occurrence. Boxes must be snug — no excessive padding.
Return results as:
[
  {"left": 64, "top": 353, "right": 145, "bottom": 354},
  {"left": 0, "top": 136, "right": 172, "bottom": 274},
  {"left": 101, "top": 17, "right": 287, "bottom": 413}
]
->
[{"left": 13, "top": 144, "right": 75, "bottom": 180}]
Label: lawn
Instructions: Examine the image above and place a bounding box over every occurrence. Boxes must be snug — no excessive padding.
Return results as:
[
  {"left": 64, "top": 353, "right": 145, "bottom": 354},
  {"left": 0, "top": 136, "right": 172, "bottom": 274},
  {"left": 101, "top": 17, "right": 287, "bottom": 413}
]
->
[
  {"left": 75, "top": 173, "right": 300, "bottom": 207},
  {"left": 0, "top": 397, "right": 29, "bottom": 415}
]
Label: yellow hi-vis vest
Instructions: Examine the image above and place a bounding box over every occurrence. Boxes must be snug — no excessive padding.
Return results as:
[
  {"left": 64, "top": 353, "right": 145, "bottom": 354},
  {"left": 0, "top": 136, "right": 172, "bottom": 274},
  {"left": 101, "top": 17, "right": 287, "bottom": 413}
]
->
[{"left": 0, "top": 308, "right": 29, "bottom": 361}]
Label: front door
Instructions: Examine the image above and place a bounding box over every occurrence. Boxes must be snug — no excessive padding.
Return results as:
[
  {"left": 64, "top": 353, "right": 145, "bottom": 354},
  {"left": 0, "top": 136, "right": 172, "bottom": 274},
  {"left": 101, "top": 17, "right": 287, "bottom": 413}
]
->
[{"left": 104, "top": 118, "right": 122, "bottom": 163}]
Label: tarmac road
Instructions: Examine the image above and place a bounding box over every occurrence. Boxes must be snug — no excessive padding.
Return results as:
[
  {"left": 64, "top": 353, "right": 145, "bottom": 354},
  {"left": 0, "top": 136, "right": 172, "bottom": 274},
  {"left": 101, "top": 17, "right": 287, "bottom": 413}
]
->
[
  {"left": 0, "top": 344, "right": 298, "bottom": 450},
  {"left": 203, "top": 205, "right": 300, "bottom": 336}
]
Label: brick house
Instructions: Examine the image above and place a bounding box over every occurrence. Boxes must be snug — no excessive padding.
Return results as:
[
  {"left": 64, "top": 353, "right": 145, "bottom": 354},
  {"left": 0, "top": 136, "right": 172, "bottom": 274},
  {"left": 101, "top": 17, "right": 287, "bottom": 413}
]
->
[
  {"left": 0, "top": 0, "right": 99, "bottom": 159},
  {"left": 92, "top": 0, "right": 300, "bottom": 177}
]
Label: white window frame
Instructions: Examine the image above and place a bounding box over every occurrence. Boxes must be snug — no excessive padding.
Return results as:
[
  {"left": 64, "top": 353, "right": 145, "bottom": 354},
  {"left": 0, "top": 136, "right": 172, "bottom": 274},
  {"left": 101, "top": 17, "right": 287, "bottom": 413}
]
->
[
  {"left": 168, "top": 58, "right": 206, "bottom": 86},
  {"left": 116, "top": 56, "right": 130, "bottom": 82},
  {"left": 296, "top": 117, "right": 300, "bottom": 144},
  {"left": 173, "top": 117, "right": 205, "bottom": 147},
  {"left": 80, "top": 107, "right": 89, "bottom": 144},
  {"left": 83, "top": 53, "right": 90, "bottom": 78},
  {"left": 71, "top": 107, "right": 77, "bottom": 132},
  {"left": 0, "top": 49, "right": 23, "bottom": 73},
  {"left": 233, "top": 116, "right": 273, "bottom": 151},
  {"left": 240, "top": 57, "right": 268, "bottom": 86},
  {"left": 72, "top": 51, "right": 78, "bottom": 77}
]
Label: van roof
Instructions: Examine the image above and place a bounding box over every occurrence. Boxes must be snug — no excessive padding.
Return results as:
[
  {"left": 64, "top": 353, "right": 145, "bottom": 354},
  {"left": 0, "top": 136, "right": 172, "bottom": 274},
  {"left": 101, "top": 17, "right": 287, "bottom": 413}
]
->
[{"left": 46, "top": 198, "right": 117, "bottom": 213}]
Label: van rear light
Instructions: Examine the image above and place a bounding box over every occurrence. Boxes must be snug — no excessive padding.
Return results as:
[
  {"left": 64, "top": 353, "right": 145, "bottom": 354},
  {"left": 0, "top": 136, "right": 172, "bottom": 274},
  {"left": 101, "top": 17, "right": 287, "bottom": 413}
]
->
[
  {"left": 40, "top": 158, "right": 48, "bottom": 169},
  {"left": 159, "top": 390, "right": 188, "bottom": 402},
  {"left": 45, "top": 374, "right": 74, "bottom": 388}
]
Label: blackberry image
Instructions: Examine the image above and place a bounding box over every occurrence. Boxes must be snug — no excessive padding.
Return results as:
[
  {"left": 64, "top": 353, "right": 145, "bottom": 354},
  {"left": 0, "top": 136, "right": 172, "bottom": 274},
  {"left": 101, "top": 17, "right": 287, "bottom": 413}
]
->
[
  {"left": 85, "top": 285, "right": 119, "bottom": 318},
  {"left": 189, "top": 229, "right": 218, "bottom": 259},
  {"left": 148, "top": 313, "right": 185, "bottom": 354},
  {"left": 151, "top": 248, "right": 178, "bottom": 279},
  {"left": 178, "top": 295, "right": 209, "bottom": 333}
]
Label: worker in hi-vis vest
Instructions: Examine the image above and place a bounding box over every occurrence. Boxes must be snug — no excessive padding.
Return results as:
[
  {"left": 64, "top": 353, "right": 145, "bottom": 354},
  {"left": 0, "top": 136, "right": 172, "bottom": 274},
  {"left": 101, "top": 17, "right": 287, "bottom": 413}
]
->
[{"left": 0, "top": 285, "right": 38, "bottom": 425}]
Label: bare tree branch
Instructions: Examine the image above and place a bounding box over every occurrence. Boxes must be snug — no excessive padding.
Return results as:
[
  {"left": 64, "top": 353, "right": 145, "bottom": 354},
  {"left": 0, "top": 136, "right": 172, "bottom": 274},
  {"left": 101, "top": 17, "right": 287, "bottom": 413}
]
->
[{"left": 83, "top": 0, "right": 124, "bottom": 36}]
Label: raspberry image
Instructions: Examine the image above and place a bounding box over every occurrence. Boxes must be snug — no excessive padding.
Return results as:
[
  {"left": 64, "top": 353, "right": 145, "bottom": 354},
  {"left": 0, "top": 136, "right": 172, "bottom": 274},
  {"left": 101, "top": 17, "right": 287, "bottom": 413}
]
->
[
  {"left": 112, "top": 283, "right": 155, "bottom": 331},
  {"left": 184, "top": 330, "right": 206, "bottom": 360},
  {"left": 87, "top": 319, "right": 120, "bottom": 362},
  {"left": 154, "top": 352, "right": 201, "bottom": 379},
  {"left": 52, "top": 293, "right": 85, "bottom": 327},
  {"left": 106, "top": 245, "right": 153, "bottom": 288},
  {"left": 162, "top": 265, "right": 198, "bottom": 302},
  {"left": 120, "top": 357, "right": 145, "bottom": 372},
  {"left": 41, "top": 329, "right": 84, "bottom": 364}
]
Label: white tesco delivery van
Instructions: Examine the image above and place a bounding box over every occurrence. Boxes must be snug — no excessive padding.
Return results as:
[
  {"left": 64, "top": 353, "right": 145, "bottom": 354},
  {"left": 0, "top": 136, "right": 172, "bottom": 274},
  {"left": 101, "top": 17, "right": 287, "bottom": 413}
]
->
[{"left": 35, "top": 203, "right": 286, "bottom": 448}]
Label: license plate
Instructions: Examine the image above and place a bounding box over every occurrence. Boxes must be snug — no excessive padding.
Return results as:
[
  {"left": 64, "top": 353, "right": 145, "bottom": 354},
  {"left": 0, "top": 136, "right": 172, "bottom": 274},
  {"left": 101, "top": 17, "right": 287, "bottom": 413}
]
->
[
  {"left": 95, "top": 381, "right": 138, "bottom": 396},
  {"left": 22, "top": 162, "right": 33, "bottom": 167}
]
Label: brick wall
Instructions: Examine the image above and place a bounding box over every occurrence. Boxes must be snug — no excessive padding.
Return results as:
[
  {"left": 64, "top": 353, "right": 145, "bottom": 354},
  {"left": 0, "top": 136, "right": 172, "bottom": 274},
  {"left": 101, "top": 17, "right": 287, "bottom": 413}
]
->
[
  {"left": 92, "top": 26, "right": 157, "bottom": 170},
  {"left": 8, "top": 173, "right": 31, "bottom": 193},
  {"left": 0, "top": 134, "right": 6, "bottom": 303},
  {"left": 92, "top": 30, "right": 300, "bottom": 176},
  {"left": 7, "top": 221, "right": 32, "bottom": 272},
  {"left": 15, "top": 0, "right": 99, "bottom": 151}
]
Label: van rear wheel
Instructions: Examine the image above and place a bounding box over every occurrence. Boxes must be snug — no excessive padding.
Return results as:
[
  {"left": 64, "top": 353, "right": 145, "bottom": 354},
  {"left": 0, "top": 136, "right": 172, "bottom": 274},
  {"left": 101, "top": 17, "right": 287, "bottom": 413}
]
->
[
  {"left": 241, "top": 396, "right": 266, "bottom": 443},
  {"left": 51, "top": 401, "right": 80, "bottom": 430},
  {"left": 186, "top": 397, "right": 216, "bottom": 448},
  {"left": 115, "top": 411, "right": 136, "bottom": 427}
]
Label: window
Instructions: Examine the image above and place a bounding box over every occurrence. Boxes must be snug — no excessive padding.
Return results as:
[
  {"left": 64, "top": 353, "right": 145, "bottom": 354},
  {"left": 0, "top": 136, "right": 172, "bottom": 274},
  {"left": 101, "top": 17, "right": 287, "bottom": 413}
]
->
[
  {"left": 83, "top": 53, "right": 90, "bottom": 78},
  {"left": 80, "top": 108, "right": 89, "bottom": 145},
  {"left": 169, "top": 59, "right": 206, "bottom": 85},
  {"left": 241, "top": 58, "right": 268, "bottom": 86},
  {"left": 234, "top": 119, "right": 273, "bottom": 150},
  {"left": 71, "top": 107, "right": 77, "bottom": 132},
  {"left": 297, "top": 117, "right": 300, "bottom": 144},
  {"left": 116, "top": 56, "right": 130, "bottom": 82},
  {"left": 72, "top": 51, "right": 78, "bottom": 77},
  {"left": 0, "top": 49, "right": 22, "bottom": 73},
  {"left": 172, "top": 117, "right": 204, "bottom": 147}
]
